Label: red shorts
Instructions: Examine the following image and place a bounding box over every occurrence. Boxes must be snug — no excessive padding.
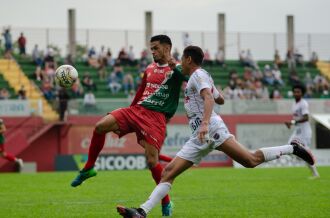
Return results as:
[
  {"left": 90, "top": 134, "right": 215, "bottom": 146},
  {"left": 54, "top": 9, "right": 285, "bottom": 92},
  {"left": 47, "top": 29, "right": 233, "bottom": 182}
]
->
[
  {"left": 0, "top": 144, "right": 4, "bottom": 153},
  {"left": 110, "top": 104, "right": 166, "bottom": 150}
]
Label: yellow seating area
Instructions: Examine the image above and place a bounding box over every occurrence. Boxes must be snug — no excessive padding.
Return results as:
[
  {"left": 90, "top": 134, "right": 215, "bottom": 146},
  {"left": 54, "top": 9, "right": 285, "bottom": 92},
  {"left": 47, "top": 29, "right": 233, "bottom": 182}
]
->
[{"left": 0, "top": 59, "right": 58, "bottom": 121}]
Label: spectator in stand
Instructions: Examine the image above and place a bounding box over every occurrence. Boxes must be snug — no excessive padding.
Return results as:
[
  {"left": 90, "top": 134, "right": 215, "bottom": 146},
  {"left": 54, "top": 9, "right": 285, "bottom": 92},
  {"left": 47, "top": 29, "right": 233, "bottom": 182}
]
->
[
  {"left": 246, "top": 49, "right": 257, "bottom": 69},
  {"left": 88, "top": 46, "right": 96, "bottom": 58},
  {"left": 304, "top": 86, "right": 314, "bottom": 98},
  {"left": 215, "top": 46, "right": 225, "bottom": 67},
  {"left": 41, "top": 78, "right": 55, "bottom": 100},
  {"left": 286, "top": 49, "right": 296, "bottom": 73},
  {"left": 82, "top": 73, "right": 97, "bottom": 92},
  {"left": 270, "top": 88, "right": 282, "bottom": 99},
  {"left": 229, "top": 69, "right": 239, "bottom": 84},
  {"left": 34, "top": 65, "right": 43, "bottom": 81},
  {"left": 294, "top": 49, "right": 304, "bottom": 67},
  {"left": 17, "top": 85, "right": 26, "bottom": 100},
  {"left": 58, "top": 87, "right": 70, "bottom": 121},
  {"left": 65, "top": 54, "right": 74, "bottom": 66},
  {"left": 127, "top": 46, "right": 137, "bottom": 66},
  {"left": 2, "top": 28, "right": 12, "bottom": 58},
  {"left": 243, "top": 67, "right": 253, "bottom": 81},
  {"left": 243, "top": 81, "right": 256, "bottom": 99},
  {"left": 17, "top": 32, "right": 27, "bottom": 56},
  {"left": 254, "top": 80, "right": 269, "bottom": 99},
  {"left": 123, "top": 72, "right": 135, "bottom": 95},
  {"left": 172, "top": 48, "right": 180, "bottom": 61},
  {"left": 0, "top": 88, "right": 10, "bottom": 100},
  {"left": 83, "top": 91, "right": 96, "bottom": 108},
  {"left": 235, "top": 79, "right": 246, "bottom": 99},
  {"left": 203, "top": 49, "right": 212, "bottom": 66},
  {"left": 252, "top": 67, "right": 263, "bottom": 81},
  {"left": 106, "top": 48, "right": 114, "bottom": 66},
  {"left": 44, "top": 47, "right": 56, "bottom": 70},
  {"left": 140, "top": 48, "right": 149, "bottom": 62},
  {"left": 309, "top": 51, "right": 318, "bottom": 67},
  {"left": 107, "top": 64, "right": 123, "bottom": 94},
  {"left": 182, "top": 32, "right": 192, "bottom": 48},
  {"left": 32, "top": 44, "right": 43, "bottom": 66},
  {"left": 263, "top": 64, "right": 275, "bottom": 85},
  {"left": 87, "top": 46, "right": 99, "bottom": 68},
  {"left": 313, "top": 72, "right": 329, "bottom": 93},
  {"left": 44, "top": 62, "right": 56, "bottom": 84},
  {"left": 98, "top": 55, "right": 108, "bottom": 81},
  {"left": 288, "top": 70, "right": 301, "bottom": 86},
  {"left": 118, "top": 48, "right": 129, "bottom": 65},
  {"left": 274, "top": 49, "right": 283, "bottom": 68},
  {"left": 239, "top": 50, "right": 247, "bottom": 66},
  {"left": 71, "top": 78, "right": 84, "bottom": 98},
  {"left": 138, "top": 59, "right": 148, "bottom": 74},
  {"left": 304, "top": 72, "right": 314, "bottom": 91},
  {"left": 272, "top": 65, "right": 284, "bottom": 86}
]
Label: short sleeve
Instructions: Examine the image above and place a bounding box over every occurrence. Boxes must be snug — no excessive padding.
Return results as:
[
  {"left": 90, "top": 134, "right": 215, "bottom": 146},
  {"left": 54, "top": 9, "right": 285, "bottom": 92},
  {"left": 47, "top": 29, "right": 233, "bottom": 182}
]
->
[
  {"left": 190, "top": 71, "right": 212, "bottom": 95},
  {"left": 301, "top": 100, "right": 309, "bottom": 115}
]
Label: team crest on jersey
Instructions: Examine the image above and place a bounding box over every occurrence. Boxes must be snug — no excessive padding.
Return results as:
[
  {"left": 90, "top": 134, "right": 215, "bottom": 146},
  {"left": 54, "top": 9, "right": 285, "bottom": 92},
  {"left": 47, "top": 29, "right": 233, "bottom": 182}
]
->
[{"left": 165, "top": 71, "right": 173, "bottom": 79}]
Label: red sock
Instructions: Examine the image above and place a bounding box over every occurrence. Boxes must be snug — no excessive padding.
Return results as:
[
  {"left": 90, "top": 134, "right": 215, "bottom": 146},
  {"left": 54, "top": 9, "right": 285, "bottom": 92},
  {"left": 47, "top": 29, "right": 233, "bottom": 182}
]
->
[
  {"left": 150, "top": 163, "right": 170, "bottom": 205},
  {"left": 83, "top": 130, "right": 106, "bottom": 170},
  {"left": 159, "top": 154, "right": 173, "bottom": 163},
  {"left": 4, "top": 153, "right": 16, "bottom": 162}
]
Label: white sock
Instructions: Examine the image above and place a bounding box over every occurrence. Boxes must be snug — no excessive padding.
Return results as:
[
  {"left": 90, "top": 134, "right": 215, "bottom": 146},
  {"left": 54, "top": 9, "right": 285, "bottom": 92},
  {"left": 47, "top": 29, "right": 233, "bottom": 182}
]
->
[
  {"left": 140, "top": 182, "right": 172, "bottom": 214},
  {"left": 307, "top": 164, "right": 320, "bottom": 177},
  {"left": 260, "top": 145, "right": 293, "bottom": 162}
]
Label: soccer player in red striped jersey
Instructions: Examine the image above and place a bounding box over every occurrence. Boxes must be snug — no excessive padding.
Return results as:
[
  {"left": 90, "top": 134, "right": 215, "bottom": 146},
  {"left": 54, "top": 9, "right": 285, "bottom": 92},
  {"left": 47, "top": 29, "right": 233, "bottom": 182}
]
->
[
  {"left": 0, "top": 119, "right": 24, "bottom": 169},
  {"left": 70, "top": 35, "right": 186, "bottom": 216}
]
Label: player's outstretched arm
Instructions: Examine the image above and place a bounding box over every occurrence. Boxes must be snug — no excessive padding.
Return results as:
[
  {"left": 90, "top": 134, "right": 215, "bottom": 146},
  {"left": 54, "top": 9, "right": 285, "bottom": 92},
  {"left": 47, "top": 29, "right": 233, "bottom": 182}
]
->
[
  {"left": 285, "top": 114, "right": 309, "bottom": 129},
  {"left": 130, "top": 72, "right": 147, "bottom": 106}
]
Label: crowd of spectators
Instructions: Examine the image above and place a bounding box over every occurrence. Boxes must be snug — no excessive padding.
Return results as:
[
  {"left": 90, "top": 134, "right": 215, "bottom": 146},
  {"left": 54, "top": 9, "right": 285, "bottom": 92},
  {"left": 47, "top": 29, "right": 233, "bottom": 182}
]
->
[{"left": 1, "top": 27, "right": 329, "bottom": 103}]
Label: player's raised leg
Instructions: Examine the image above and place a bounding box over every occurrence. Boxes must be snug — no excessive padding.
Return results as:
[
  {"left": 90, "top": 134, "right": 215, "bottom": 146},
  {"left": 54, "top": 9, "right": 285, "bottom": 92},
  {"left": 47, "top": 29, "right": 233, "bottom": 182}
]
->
[
  {"left": 71, "top": 114, "right": 119, "bottom": 187},
  {"left": 219, "top": 136, "right": 314, "bottom": 168}
]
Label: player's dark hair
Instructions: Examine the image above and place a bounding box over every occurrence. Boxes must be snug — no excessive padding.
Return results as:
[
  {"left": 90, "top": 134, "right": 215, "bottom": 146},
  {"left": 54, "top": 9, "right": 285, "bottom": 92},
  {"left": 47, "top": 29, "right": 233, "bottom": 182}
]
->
[
  {"left": 183, "top": 46, "right": 204, "bottom": 66},
  {"left": 150, "top": 35, "right": 172, "bottom": 47},
  {"left": 292, "top": 83, "right": 306, "bottom": 95}
]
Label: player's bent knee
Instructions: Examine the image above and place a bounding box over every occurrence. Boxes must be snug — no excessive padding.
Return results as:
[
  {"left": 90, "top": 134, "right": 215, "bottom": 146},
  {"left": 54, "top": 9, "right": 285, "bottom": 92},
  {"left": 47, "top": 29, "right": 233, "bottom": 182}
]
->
[
  {"left": 95, "top": 117, "right": 117, "bottom": 133},
  {"left": 146, "top": 158, "right": 158, "bottom": 169},
  {"left": 241, "top": 157, "right": 258, "bottom": 168}
]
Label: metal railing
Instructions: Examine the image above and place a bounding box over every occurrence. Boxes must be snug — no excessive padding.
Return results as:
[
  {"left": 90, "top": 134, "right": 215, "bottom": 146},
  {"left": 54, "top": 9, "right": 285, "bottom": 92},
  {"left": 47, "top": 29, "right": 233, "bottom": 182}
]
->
[{"left": 2, "top": 27, "right": 330, "bottom": 61}]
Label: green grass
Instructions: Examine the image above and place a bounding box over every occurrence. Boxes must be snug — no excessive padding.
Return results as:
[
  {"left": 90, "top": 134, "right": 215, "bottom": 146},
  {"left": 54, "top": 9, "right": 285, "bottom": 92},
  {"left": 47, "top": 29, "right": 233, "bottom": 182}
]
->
[{"left": 0, "top": 167, "right": 329, "bottom": 217}]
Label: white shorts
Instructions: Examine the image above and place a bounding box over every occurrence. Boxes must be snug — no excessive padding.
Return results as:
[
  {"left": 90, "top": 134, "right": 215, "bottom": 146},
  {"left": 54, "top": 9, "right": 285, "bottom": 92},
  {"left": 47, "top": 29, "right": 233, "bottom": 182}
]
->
[
  {"left": 176, "top": 116, "right": 233, "bottom": 164},
  {"left": 288, "top": 126, "right": 312, "bottom": 147}
]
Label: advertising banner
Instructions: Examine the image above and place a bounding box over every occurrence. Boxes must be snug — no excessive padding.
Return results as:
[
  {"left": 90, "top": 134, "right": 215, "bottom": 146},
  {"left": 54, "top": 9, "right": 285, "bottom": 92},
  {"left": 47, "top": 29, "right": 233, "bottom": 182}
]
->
[
  {"left": 66, "top": 123, "right": 232, "bottom": 168},
  {"left": 0, "top": 100, "right": 30, "bottom": 116},
  {"left": 55, "top": 154, "right": 147, "bottom": 171}
]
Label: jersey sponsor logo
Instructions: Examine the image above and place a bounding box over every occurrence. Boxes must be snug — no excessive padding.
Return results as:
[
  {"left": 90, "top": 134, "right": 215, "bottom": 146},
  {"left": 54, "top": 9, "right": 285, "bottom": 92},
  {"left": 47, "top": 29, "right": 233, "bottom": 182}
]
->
[
  {"left": 146, "top": 83, "right": 168, "bottom": 89},
  {"left": 190, "top": 117, "right": 202, "bottom": 132},
  {"left": 143, "top": 98, "right": 165, "bottom": 106}
]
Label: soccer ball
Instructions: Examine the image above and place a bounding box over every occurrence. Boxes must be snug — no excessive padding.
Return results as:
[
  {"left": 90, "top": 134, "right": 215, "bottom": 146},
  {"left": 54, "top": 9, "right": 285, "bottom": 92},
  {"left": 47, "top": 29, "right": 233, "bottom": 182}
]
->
[{"left": 55, "top": 65, "right": 78, "bottom": 88}]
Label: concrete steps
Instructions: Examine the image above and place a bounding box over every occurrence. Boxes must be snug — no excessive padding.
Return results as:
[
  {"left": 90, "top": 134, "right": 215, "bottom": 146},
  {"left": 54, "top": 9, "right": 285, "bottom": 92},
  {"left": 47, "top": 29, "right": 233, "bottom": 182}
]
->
[{"left": 0, "top": 59, "right": 59, "bottom": 121}]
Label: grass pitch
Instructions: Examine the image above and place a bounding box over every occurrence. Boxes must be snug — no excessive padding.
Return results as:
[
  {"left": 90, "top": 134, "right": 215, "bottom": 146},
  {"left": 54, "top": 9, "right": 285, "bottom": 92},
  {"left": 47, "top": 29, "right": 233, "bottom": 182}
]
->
[{"left": 0, "top": 167, "right": 329, "bottom": 218}]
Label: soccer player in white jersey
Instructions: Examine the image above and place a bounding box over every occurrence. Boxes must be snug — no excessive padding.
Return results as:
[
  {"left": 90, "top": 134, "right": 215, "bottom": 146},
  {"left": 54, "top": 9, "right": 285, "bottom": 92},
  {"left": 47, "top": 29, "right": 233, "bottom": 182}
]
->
[
  {"left": 116, "top": 46, "right": 315, "bottom": 218},
  {"left": 284, "top": 84, "right": 320, "bottom": 178}
]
